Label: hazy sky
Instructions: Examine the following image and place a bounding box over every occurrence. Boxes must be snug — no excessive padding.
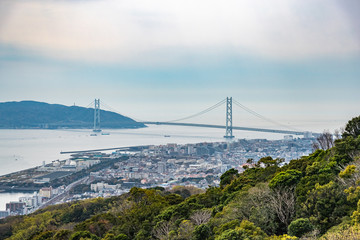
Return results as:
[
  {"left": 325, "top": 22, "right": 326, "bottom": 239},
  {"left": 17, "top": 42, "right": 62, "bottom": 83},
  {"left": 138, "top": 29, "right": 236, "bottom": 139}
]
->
[{"left": 0, "top": 0, "right": 359, "bottom": 131}]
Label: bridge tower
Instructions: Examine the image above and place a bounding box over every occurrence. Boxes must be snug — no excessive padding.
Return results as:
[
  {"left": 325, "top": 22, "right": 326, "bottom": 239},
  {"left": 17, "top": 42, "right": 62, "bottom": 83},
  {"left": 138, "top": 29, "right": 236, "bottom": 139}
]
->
[
  {"left": 224, "top": 97, "right": 234, "bottom": 138},
  {"left": 93, "top": 99, "right": 101, "bottom": 132}
]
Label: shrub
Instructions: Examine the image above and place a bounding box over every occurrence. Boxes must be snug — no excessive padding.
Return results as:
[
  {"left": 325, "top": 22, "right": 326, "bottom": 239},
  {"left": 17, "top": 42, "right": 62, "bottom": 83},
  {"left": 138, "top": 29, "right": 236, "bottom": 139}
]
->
[{"left": 288, "top": 218, "right": 313, "bottom": 237}]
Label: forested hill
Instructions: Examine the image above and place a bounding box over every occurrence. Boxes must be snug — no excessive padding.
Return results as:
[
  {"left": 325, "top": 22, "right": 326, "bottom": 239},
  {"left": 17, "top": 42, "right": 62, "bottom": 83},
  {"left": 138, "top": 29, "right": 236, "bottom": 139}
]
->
[
  {"left": 0, "top": 101, "right": 145, "bottom": 129},
  {"left": 1, "top": 116, "right": 360, "bottom": 240}
]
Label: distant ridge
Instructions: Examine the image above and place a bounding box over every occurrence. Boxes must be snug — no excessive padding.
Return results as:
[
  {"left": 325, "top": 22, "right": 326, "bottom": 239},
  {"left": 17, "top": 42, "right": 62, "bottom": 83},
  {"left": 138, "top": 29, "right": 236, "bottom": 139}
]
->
[{"left": 0, "top": 101, "right": 145, "bottom": 129}]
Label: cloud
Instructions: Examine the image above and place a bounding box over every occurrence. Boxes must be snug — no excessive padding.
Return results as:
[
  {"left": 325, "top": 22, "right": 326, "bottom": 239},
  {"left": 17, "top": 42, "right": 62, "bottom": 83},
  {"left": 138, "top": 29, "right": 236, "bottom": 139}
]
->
[{"left": 0, "top": 0, "right": 359, "bottom": 65}]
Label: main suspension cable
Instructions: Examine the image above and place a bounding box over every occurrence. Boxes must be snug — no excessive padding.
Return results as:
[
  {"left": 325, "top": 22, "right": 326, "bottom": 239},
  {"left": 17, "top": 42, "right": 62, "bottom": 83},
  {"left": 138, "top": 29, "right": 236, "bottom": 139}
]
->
[
  {"left": 165, "top": 98, "right": 227, "bottom": 123},
  {"left": 233, "top": 99, "right": 299, "bottom": 131}
]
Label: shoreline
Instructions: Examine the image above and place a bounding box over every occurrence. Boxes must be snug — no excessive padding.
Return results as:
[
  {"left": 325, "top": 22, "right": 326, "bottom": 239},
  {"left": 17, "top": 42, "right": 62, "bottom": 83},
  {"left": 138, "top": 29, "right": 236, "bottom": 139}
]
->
[{"left": 0, "top": 187, "right": 39, "bottom": 193}]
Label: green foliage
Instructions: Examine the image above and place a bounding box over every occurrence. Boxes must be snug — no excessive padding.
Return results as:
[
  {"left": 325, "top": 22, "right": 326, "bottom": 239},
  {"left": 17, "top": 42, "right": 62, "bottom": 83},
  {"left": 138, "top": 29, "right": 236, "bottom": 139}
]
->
[
  {"left": 164, "top": 193, "right": 183, "bottom": 205},
  {"left": 32, "top": 230, "right": 55, "bottom": 240},
  {"left": 351, "top": 199, "right": 360, "bottom": 224},
  {"left": 220, "top": 168, "right": 238, "bottom": 188},
  {"left": 239, "top": 219, "right": 267, "bottom": 238},
  {"left": 287, "top": 218, "right": 314, "bottom": 237},
  {"left": 222, "top": 163, "right": 279, "bottom": 201},
  {"left": 74, "top": 213, "right": 118, "bottom": 238},
  {"left": 302, "top": 181, "right": 350, "bottom": 233},
  {"left": 340, "top": 165, "right": 357, "bottom": 179},
  {"left": 345, "top": 186, "right": 360, "bottom": 204},
  {"left": 215, "top": 220, "right": 267, "bottom": 240},
  {"left": 269, "top": 170, "right": 302, "bottom": 189},
  {"left": 156, "top": 187, "right": 221, "bottom": 223},
  {"left": 170, "top": 185, "right": 204, "bottom": 199},
  {"left": 218, "top": 183, "right": 279, "bottom": 235},
  {"left": 177, "top": 220, "right": 194, "bottom": 239},
  {"left": 102, "top": 233, "right": 116, "bottom": 240},
  {"left": 53, "top": 230, "right": 72, "bottom": 240},
  {"left": 343, "top": 116, "right": 360, "bottom": 138},
  {"left": 69, "top": 230, "right": 100, "bottom": 240},
  {"left": 134, "top": 229, "right": 150, "bottom": 240},
  {"left": 192, "top": 224, "right": 211, "bottom": 240},
  {"left": 213, "top": 219, "right": 241, "bottom": 236},
  {"left": 60, "top": 198, "right": 108, "bottom": 223},
  {"left": 114, "top": 234, "right": 128, "bottom": 240},
  {"left": 7, "top": 211, "right": 57, "bottom": 240},
  {"left": 258, "top": 156, "right": 284, "bottom": 167},
  {"left": 320, "top": 225, "right": 360, "bottom": 240},
  {"left": 215, "top": 229, "right": 242, "bottom": 240},
  {"left": 268, "top": 234, "right": 297, "bottom": 240},
  {"left": 295, "top": 150, "right": 339, "bottom": 205},
  {"left": 334, "top": 135, "right": 360, "bottom": 165}
]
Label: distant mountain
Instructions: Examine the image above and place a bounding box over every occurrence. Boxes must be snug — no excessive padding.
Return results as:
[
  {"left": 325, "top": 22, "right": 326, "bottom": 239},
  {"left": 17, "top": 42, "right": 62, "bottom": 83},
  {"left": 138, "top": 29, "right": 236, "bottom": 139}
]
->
[{"left": 0, "top": 101, "right": 145, "bottom": 129}]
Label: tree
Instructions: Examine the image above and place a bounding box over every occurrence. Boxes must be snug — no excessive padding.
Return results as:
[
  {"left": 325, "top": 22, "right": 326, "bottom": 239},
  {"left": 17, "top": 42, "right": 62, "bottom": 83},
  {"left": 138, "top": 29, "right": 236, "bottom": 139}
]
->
[
  {"left": 192, "top": 224, "right": 211, "bottom": 240},
  {"left": 288, "top": 218, "right": 314, "bottom": 237},
  {"left": 339, "top": 164, "right": 360, "bottom": 187},
  {"left": 176, "top": 220, "right": 194, "bottom": 240},
  {"left": 190, "top": 209, "right": 212, "bottom": 225},
  {"left": 351, "top": 199, "right": 360, "bottom": 224},
  {"left": 215, "top": 220, "right": 267, "bottom": 240},
  {"left": 69, "top": 230, "right": 99, "bottom": 240},
  {"left": 220, "top": 168, "right": 238, "bottom": 188},
  {"left": 213, "top": 220, "right": 241, "bottom": 237},
  {"left": 343, "top": 116, "right": 360, "bottom": 138},
  {"left": 152, "top": 221, "right": 172, "bottom": 240},
  {"left": 170, "top": 186, "right": 204, "bottom": 199},
  {"left": 302, "top": 181, "right": 349, "bottom": 233},
  {"left": 258, "top": 156, "right": 284, "bottom": 167},
  {"left": 53, "top": 230, "right": 72, "bottom": 240},
  {"left": 115, "top": 234, "right": 129, "bottom": 240},
  {"left": 269, "top": 187, "right": 296, "bottom": 228},
  {"left": 269, "top": 170, "right": 302, "bottom": 189},
  {"left": 313, "top": 131, "right": 335, "bottom": 151}
]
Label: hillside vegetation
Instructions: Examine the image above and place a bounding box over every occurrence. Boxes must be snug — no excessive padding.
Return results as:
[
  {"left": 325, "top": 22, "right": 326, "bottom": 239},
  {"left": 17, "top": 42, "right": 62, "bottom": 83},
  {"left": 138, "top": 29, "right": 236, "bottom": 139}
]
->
[
  {"left": 1, "top": 116, "right": 360, "bottom": 240},
  {"left": 0, "top": 101, "right": 145, "bottom": 129}
]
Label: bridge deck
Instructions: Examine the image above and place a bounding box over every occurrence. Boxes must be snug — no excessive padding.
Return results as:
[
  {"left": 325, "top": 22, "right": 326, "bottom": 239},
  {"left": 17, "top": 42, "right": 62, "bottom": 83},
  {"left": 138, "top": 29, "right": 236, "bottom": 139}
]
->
[{"left": 142, "top": 122, "right": 316, "bottom": 136}]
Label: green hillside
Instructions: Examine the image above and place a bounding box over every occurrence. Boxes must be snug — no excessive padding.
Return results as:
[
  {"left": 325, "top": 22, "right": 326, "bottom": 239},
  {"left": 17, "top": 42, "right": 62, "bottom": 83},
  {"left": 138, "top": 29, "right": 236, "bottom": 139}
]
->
[
  {"left": 1, "top": 116, "right": 360, "bottom": 240},
  {"left": 0, "top": 101, "right": 145, "bottom": 129}
]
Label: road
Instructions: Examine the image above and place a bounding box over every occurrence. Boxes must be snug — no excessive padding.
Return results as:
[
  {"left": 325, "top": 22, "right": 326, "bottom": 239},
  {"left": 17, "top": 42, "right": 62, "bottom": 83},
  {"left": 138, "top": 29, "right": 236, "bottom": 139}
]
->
[{"left": 37, "top": 176, "right": 89, "bottom": 210}]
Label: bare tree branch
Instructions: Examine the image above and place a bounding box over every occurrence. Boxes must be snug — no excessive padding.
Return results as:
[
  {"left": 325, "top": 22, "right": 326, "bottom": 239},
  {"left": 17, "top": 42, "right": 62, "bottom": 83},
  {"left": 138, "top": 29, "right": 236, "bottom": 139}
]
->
[
  {"left": 153, "top": 221, "right": 172, "bottom": 240},
  {"left": 313, "top": 130, "right": 335, "bottom": 151},
  {"left": 268, "top": 187, "right": 296, "bottom": 227},
  {"left": 190, "top": 209, "right": 212, "bottom": 225}
]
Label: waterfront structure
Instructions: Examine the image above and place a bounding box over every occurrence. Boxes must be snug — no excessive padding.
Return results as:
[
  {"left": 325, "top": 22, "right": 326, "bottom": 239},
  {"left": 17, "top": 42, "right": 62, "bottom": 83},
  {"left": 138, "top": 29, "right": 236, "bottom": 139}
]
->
[
  {"left": 39, "top": 187, "right": 52, "bottom": 198},
  {"left": 0, "top": 211, "right": 9, "bottom": 219},
  {"left": 6, "top": 201, "right": 25, "bottom": 215}
]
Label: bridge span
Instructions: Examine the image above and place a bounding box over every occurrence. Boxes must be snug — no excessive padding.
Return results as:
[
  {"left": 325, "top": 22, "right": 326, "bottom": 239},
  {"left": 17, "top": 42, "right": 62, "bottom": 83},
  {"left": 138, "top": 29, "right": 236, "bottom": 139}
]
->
[
  {"left": 92, "top": 97, "right": 318, "bottom": 138},
  {"left": 142, "top": 121, "right": 317, "bottom": 137}
]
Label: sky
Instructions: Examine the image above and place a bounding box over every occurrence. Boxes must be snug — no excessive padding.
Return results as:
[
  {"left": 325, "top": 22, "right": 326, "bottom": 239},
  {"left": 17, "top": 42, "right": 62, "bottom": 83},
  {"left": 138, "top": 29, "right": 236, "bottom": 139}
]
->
[{"left": 0, "top": 0, "right": 359, "bottom": 132}]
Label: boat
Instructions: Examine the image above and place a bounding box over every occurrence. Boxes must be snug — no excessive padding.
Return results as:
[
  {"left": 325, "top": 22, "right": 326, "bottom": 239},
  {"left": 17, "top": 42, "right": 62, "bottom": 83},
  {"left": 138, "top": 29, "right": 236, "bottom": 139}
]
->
[
  {"left": 164, "top": 135, "right": 171, "bottom": 137},
  {"left": 90, "top": 133, "right": 97, "bottom": 136}
]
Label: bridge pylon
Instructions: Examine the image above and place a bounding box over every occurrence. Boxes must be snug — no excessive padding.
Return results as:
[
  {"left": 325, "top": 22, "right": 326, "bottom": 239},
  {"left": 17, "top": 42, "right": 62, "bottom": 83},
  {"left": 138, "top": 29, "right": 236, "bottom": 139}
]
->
[
  {"left": 93, "top": 99, "right": 101, "bottom": 132},
  {"left": 224, "top": 97, "right": 234, "bottom": 139}
]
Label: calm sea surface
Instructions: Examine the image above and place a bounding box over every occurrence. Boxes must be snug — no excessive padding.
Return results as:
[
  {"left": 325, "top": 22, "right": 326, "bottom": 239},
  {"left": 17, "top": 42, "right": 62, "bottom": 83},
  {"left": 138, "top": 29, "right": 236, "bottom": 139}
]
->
[{"left": 0, "top": 125, "right": 286, "bottom": 210}]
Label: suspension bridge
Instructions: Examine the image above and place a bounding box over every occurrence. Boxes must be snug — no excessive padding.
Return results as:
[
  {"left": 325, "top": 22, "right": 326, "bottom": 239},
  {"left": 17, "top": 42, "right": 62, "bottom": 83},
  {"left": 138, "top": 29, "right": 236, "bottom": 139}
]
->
[{"left": 91, "top": 97, "right": 316, "bottom": 138}]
